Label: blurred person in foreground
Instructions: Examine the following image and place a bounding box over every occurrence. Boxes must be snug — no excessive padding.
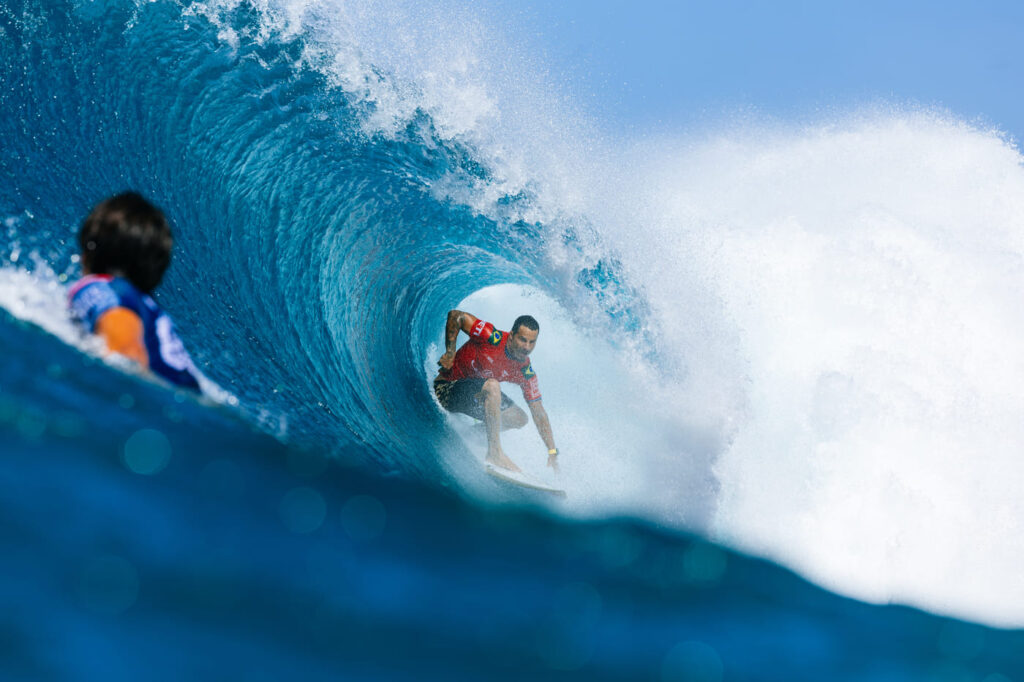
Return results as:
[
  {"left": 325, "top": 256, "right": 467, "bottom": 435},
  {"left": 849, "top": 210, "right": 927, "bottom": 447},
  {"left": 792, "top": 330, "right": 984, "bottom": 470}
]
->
[{"left": 68, "top": 192, "right": 200, "bottom": 392}]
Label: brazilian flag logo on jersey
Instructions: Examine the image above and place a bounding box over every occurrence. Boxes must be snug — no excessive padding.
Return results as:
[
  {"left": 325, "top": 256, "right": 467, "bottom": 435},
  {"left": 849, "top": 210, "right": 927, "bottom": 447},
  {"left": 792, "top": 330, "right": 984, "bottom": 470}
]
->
[
  {"left": 522, "top": 364, "right": 535, "bottom": 379},
  {"left": 489, "top": 330, "right": 503, "bottom": 346}
]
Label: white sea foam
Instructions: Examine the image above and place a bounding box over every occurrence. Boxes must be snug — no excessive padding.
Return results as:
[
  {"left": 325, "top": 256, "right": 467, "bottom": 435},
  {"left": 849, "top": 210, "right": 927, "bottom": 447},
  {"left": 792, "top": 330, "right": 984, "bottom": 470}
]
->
[
  {"left": 0, "top": 261, "right": 241, "bottom": 408},
  {"left": 183, "top": 0, "right": 598, "bottom": 223},
  {"left": 723, "top": 121, "right": 1020, "bottom": 626},
  {"left": 576, "top": 112, "right": 1024, "bottom": 627},
  {"left": 0, "top": 261, "right": 94, "bottom": 348}
]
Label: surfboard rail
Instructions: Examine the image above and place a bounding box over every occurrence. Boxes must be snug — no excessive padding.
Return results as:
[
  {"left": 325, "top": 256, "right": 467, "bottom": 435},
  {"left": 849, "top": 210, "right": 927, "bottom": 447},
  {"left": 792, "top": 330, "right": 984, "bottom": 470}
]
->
[{"left": 484, "top": 462, "right": 566, "bottom": 497}]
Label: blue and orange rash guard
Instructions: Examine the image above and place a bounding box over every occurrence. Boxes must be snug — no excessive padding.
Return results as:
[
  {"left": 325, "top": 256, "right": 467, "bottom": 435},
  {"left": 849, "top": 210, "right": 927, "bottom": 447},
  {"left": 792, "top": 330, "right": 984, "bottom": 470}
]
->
[
  {"left": 440, "top": 319, "right": 542, "bottom": 402},
  {"left": 68, "top": 274, "right": 201, "bottom": 391}
]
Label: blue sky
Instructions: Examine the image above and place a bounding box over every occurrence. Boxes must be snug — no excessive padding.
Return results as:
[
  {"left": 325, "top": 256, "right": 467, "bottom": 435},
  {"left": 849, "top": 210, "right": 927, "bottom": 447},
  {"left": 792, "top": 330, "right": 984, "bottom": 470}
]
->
[{"left": 503, "top": 1, "right": 1024, "bottom": 142}]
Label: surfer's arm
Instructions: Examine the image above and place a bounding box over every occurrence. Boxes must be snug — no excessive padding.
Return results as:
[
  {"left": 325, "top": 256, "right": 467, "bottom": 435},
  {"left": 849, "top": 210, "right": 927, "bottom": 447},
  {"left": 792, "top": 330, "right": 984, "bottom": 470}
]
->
[
  {"left": 94, "top": 306, "right": 149, "bottom": 368},
  {"left": 439, "top": 309, "right": 480, "bottom": 369},
  {"left": 528, "top": 400, "right": 558, "bottom": 469}
]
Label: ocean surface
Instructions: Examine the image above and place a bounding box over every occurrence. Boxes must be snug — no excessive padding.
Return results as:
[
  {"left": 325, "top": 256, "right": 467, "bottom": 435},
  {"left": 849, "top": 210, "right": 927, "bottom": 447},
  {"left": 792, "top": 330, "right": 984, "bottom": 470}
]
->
[{"left": 2, "top": 1, "right": 1024, "bottom": 679}]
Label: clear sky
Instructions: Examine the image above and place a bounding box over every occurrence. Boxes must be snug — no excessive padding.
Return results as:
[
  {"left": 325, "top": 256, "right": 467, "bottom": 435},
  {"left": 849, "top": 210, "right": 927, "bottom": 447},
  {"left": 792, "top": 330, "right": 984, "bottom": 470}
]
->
[{"left": 501, "top": 0, "right": 1024, "bottom": 142}]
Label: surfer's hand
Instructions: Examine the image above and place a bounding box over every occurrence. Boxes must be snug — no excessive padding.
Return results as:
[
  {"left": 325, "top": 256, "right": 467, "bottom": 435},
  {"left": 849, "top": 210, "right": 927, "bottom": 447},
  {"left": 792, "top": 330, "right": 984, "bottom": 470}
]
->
[
  {"left": 438, "top": 351, "right": 455, "bottom": 370},
  {"left": 547, "top": 448, "right": 559, "bottom": 472}
]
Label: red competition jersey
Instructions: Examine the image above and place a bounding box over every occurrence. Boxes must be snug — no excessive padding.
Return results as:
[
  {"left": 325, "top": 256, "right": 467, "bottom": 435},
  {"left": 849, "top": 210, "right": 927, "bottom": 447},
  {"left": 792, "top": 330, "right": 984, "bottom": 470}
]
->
[{"left": 441, "top": 319, "right": 542, "bottom": 402}]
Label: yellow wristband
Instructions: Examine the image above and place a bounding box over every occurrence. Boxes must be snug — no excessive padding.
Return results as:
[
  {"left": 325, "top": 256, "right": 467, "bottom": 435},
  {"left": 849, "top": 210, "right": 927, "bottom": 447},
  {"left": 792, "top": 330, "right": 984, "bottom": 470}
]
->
[{"left": 548, "top": 448, "right": 558, "bottom": 456}]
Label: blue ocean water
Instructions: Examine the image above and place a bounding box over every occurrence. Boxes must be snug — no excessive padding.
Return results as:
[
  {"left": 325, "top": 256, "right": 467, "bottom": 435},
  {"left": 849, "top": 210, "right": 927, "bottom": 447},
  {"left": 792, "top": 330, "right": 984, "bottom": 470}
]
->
[{"left": 2, "top": 0, "right": 1024, "bottom": 679}]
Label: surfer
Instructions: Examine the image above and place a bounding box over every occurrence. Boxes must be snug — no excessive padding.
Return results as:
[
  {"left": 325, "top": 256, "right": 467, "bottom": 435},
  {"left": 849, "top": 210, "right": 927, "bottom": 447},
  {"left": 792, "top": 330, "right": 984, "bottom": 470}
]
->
[
  {"left": 68, "top": 192, "right": 201, "bottom": 392},
  {"left": 434, "top": 310, "right": 558, "bottom": 473}
]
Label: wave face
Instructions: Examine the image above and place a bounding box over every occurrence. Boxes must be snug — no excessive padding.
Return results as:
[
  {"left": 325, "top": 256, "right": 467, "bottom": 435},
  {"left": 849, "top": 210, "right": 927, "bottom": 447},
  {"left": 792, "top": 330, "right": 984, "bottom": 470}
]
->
[
  {"left": 1, "top": 0, "right": 561, "bottom": 474},
  {"left": 3, "top": 0, "right": 1024, "bottom": 666}
]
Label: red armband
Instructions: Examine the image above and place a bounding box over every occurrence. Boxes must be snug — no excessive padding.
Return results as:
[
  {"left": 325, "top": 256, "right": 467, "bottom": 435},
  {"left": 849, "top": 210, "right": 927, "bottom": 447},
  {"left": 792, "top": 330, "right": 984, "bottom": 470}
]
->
[{"left": 469, "top": 319, "right": 496, "bottom": 342}]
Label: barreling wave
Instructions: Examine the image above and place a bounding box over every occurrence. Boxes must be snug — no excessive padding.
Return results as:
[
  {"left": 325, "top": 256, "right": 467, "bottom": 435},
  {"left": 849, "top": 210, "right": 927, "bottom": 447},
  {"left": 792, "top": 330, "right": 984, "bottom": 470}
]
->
[
  {"left": 0, "top": 0, "right": 642, "bottom": 478},
  {"left": 5, "top": 0, "right": 1024, "bottom": 632}
]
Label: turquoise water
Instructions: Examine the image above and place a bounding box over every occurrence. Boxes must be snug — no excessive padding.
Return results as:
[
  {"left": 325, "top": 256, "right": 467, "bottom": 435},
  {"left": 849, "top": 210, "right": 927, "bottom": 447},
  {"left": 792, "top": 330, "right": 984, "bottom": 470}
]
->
[{"left": 2, "top": 1, "right": 1024, "bottom": 678}]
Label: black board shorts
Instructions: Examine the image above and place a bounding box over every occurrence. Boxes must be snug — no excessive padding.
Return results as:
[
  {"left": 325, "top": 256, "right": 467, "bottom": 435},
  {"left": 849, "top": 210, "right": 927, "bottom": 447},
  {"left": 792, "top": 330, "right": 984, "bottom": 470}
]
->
[{"left": 433, "top": 377, "right": 515, "bottom": 421}]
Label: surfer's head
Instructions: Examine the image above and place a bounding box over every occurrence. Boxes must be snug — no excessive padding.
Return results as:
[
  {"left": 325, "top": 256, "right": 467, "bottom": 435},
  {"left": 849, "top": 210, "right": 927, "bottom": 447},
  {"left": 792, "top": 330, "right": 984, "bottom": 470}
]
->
[
  {"left": 508, "top": 315, "right": 539, "bottom": 361},
  {"left": 78, "top": 192, "right": 173, "bottom": 293}
]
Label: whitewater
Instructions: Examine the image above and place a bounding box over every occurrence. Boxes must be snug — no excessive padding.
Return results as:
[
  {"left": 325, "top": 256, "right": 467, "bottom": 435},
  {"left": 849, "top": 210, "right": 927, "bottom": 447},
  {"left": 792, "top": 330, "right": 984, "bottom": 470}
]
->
[{"left": 3, "top": 0, "right": 1024, "bottom": 659}]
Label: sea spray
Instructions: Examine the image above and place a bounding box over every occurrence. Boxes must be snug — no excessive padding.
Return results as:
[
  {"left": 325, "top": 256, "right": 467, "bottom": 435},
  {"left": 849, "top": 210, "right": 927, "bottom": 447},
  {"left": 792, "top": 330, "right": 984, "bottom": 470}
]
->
[{"left": 581, "top": 111, "right": 1024, "bottom": 625}]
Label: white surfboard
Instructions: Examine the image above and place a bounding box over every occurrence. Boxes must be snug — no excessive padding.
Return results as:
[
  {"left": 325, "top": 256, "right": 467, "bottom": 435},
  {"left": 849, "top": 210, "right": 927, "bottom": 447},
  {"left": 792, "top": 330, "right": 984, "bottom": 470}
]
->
[{"left": 485, "top": 462, "right": 566, "bottom": 498}]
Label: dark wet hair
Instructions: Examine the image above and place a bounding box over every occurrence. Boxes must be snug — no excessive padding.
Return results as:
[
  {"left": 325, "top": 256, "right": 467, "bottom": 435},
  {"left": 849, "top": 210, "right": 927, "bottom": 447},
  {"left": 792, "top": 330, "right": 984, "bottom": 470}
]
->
[
  {"left": 512, "top": 315, "right": 539, "bottom": 335},
  {"left": 78, "top": 192, "right": 173, "bottom": 293}
]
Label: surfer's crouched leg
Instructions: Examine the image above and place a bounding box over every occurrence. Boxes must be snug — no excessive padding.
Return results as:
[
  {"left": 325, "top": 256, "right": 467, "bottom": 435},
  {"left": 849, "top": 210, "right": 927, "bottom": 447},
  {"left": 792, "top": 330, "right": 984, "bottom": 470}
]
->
[
  {"left": 478, "top": 380, "right": 526, "bottom": 430},
  {"left": 477, "top": 380, "right": 527, "bottom": 430},
  {"left": 479, "top": 378, "right": 503, "bottom": 411},
  {"left": 480, "top": 380, "right": 521, "bottom": 472},
  {"left": 434, "top": 377, "right": 515, "bottom": 422},
  {"left": 500, "top": 405, "right": 528, "bottom": 430}
]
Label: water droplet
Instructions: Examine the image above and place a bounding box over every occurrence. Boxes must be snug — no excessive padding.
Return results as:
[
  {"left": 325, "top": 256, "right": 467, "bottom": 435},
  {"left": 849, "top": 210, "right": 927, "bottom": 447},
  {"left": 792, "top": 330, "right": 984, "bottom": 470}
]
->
[
  {"left": 52, "top": 411, "right": 85, "bottom": 438},
  {"left": 15, "top": 409, "right": 47, "bottom": 440},
  {"left": 122, "top": 428, "right": 172, "bottom": 475},
  {"left": 340, "top": 495, "right": 387, "bottom": 542},
  {"left": 280, "top": 487, "right": 327, "bottom": 534},
  {"left": 683, "top": 543, "right": 727, "bottom": 585},
  {"left": 661, "top": 641, "right": 723, "bottom": 682},
  {"left": 287, "top": 449, "right": 330, "bottom": 478},
  {"left": 76, "top": 554, "right": 140, "bottom": 615},
  {"left": 197, "top": 459, "right": 245, "bottom": 501}
]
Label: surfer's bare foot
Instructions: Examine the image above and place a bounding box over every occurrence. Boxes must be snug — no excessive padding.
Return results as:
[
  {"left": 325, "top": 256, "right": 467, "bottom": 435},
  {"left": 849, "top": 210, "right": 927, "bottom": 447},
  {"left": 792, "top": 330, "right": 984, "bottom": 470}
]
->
[{"left": 486, "top": 451, "right": 521, "bottom": 473}]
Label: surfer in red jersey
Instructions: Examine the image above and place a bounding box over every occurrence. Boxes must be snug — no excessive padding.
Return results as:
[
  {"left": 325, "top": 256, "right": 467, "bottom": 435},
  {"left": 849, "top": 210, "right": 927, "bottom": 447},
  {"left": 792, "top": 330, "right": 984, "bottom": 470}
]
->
[{"left": 434, "top": 310, "right": 558, "bottom": 473}]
